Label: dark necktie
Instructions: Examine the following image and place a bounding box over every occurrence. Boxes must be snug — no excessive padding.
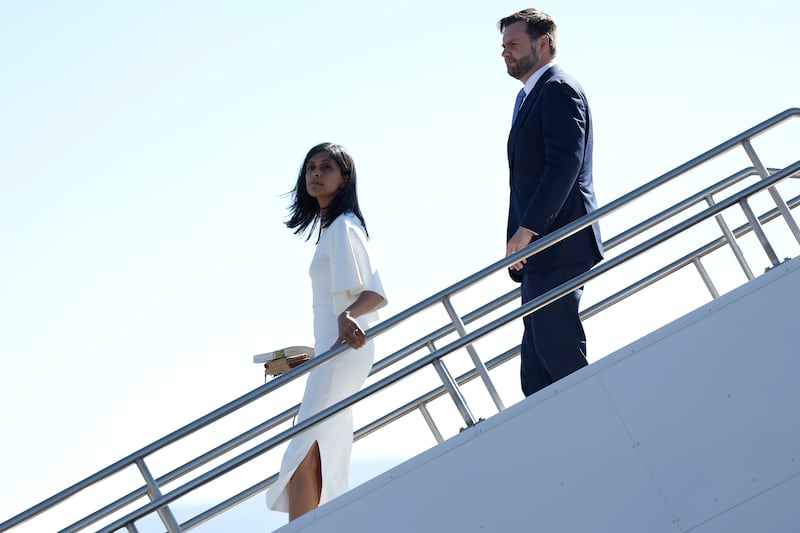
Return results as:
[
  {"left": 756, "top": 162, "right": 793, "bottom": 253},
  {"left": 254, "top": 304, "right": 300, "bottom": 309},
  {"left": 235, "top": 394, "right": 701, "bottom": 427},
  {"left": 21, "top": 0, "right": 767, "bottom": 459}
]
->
[{"left": 512, "top": 88, "right": 526, "bottom": 124}]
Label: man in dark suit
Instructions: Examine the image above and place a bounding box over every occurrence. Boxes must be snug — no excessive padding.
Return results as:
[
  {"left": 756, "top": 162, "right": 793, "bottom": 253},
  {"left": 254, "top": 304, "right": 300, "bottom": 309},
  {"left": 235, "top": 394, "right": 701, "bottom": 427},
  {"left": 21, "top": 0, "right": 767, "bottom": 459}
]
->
[{"left": 498, "top": 8, "right": 603, "bottom": 397}]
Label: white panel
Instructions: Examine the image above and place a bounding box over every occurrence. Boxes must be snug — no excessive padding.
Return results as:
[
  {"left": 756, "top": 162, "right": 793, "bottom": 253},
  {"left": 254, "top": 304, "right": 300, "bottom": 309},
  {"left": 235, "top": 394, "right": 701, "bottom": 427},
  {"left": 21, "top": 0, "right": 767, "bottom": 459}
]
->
[
  {"left": 279, "top": 378, "right": 679, "bottom": 533},
  {"left": 689, "top": 473, "right": 800, "bottom": 533},
  {"left": 598, "top": 259, "right": 800, "bottom": 530}
]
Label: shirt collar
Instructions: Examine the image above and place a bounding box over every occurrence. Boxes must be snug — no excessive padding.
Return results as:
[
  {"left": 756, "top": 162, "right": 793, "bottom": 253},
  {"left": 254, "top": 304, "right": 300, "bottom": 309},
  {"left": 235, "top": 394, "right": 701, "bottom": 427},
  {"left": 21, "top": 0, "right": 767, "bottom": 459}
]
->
[{"left": 522, "top": 61, "right": 555, "bottom": 96}]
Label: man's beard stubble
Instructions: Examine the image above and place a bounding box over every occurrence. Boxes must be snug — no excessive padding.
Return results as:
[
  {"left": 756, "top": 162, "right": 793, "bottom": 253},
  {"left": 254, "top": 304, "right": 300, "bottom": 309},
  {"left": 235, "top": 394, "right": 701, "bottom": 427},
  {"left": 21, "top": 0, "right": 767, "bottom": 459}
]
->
[{"left": 507, "top": 49, "right": 537, "bottom": 80}]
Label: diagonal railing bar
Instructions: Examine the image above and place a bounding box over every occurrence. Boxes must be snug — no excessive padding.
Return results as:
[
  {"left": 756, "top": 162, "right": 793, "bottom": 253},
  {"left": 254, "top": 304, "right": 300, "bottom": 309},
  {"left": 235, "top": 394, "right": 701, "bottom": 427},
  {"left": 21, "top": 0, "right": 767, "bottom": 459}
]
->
[
  {"left": 413, "top": 165, "right": 791, "bottom": 352},
  {"left": 182, "top": 343, "right": 522, "bottom": 531},
  {"left": 182, "top": 343, "right": 524, "bottom": 531},
  {"left": 60, "top": 402, "right": 300, "bottom": 533},
  {"left": 178, "top": 473, "right": 278, "bottom": 532},
  {"left": 354, "top": 344, "right": 521, "bottom": 443},
  {"left": 581, "top": 189, "right": 800, "bottom": 321},
  {"left": 369, "top": 286, "right": 519, "bottom": 374},
  {"left": 604, "top": 166, "right": 767, "bottom": 250},
  {"left": 8, "top": 362, "right": 321, "bottom": 532}
]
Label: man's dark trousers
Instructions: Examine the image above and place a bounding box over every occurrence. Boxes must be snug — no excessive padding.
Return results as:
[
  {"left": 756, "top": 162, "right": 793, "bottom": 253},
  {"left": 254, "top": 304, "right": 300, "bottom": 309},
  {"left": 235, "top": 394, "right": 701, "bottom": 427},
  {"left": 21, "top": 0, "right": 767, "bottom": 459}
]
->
[{"left": 520, "top": 260, "right": 593, "bottom": 397}]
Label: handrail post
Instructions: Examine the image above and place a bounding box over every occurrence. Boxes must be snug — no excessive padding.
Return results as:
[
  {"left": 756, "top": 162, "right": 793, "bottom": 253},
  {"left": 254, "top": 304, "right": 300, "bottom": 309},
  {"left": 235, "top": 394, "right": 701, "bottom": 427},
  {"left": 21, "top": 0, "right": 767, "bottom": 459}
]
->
[
  {"left": 441, "top": 297, "right": 506, "bottom": 412},
  {"left": 742, "top": 139, "right": 800, "bottom": 244},
  {"left": 705, "top": 194, "right": 755, "bottom": 280},
  {"left": 691, "top": 257, "right": 720, "bottom": 299},
  {"left": 419, "top": 403, "right": 444, "bottom": 444},
  {"left": 427, "top": 340, "right": 477, "bottom": 428},
  {"left": 739, "top": 198, "right": 781, "bottom": 268},
  {"left": 135, "top": 458, "right": 182, "bottom": 533}
]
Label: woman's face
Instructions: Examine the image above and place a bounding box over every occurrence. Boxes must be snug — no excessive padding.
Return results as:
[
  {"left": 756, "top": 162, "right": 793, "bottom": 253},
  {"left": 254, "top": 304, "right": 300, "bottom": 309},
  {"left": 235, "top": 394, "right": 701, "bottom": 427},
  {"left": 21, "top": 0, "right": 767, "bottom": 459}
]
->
[{"left": 305, "top": 151, "right": 345, "bottom": 208}]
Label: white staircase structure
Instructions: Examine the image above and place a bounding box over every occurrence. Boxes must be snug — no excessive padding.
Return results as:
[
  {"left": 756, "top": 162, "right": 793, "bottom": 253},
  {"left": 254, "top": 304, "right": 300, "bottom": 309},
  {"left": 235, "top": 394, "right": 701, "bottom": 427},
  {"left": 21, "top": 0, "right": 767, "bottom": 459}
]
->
[
  {"left": 278, "top": 255, "right": 800, "bottom": 533},
  {"left": 2, "top": 108, "right": 799, "bottom": 533}
]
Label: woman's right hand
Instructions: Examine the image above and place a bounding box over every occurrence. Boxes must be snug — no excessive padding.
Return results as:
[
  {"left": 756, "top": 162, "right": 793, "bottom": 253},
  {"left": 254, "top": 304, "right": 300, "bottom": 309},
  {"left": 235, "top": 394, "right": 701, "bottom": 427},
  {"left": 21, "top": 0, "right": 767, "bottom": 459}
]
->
[
  {"left": 332, "top": 291, "right": 385, "bottom": 349},
  {"left": 334, "top": 310, "right": 366, "bottom": 349}
]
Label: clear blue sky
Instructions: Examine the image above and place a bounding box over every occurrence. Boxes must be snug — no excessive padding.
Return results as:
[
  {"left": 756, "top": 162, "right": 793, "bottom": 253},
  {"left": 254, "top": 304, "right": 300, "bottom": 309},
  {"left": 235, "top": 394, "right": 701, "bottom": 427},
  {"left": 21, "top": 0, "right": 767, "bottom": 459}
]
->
[{"left": 1, "top": 1, "right": 797, "bottom": 531}]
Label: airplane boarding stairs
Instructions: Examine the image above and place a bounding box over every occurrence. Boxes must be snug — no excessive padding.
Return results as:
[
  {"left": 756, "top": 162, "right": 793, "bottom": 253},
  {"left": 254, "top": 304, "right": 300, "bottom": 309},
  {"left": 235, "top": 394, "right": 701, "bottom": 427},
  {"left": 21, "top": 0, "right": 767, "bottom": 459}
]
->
[{"left": 2, "top": 108, "right": 799, "bottom": 533}]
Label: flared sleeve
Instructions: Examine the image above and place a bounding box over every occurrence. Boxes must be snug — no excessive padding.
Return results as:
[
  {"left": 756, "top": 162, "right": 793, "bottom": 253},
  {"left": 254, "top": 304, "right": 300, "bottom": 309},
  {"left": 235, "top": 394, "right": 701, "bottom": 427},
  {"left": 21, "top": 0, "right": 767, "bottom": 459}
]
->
[{"left": 327, "top": 214, "right": 387, "bottom": 315}]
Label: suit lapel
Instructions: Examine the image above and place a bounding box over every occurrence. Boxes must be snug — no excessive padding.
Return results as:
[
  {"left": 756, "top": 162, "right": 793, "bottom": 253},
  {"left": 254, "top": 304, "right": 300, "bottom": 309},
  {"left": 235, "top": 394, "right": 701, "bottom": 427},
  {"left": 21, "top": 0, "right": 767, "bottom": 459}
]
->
[{"left": 507, "top": 65, "right": 561, "bottom": 169}]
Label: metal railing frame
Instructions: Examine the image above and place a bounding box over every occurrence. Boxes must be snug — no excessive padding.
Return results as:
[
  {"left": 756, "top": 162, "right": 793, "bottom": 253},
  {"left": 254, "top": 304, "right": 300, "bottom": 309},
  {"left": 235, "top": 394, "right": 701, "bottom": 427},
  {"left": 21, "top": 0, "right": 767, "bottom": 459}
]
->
[{"left": 2, "top": 107, "right": 798, "bottom": 533}]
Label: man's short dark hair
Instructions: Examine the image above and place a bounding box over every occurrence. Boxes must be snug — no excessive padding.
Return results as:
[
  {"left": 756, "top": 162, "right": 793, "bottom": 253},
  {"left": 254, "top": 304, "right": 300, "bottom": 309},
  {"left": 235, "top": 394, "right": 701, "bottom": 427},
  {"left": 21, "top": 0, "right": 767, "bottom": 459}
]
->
[{"left": 498, "top": 8, "right": 558, "bottom": 57}]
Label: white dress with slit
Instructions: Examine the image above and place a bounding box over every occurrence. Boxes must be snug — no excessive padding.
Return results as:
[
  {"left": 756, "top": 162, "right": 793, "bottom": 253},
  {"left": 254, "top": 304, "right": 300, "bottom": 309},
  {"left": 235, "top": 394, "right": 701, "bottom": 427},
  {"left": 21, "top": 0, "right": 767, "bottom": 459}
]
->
[{"left": 265, "top": 212, "right": 386, "bottom": 512}]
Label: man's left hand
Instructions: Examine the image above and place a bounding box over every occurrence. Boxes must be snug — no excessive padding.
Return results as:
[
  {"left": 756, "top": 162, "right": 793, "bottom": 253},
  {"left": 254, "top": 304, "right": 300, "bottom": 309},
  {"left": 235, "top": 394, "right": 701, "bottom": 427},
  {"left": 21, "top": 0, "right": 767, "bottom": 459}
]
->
[{"left": 506, "top": 226, "right": 538, "bottom": 271}]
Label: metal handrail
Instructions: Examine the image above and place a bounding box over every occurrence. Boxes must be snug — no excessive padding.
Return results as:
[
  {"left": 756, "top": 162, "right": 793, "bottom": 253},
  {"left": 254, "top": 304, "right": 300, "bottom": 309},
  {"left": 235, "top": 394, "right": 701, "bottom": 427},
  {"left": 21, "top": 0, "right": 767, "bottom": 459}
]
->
[{"left": 2, "top": 107, "right": 797, "bottom": 533}]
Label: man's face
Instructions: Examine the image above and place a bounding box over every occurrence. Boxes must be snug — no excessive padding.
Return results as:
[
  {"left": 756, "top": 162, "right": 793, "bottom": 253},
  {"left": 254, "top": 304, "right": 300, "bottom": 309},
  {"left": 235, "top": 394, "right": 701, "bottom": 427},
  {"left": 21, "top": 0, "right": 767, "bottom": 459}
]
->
[{"left": 501, "top": 21, "right": 540, "bottom": 82}]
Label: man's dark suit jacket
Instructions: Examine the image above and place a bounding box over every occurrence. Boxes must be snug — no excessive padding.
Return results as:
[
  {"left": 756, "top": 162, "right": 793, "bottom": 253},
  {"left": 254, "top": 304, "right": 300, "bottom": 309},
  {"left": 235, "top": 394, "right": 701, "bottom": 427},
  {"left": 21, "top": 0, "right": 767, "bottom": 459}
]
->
[{"left": 507, "top": 64, "right": 603, "bottom": 279}]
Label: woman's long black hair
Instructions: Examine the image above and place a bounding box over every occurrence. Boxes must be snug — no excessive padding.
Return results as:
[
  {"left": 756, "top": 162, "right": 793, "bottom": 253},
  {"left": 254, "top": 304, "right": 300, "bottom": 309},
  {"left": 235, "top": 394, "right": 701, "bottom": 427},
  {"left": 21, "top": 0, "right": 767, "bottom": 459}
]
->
[{"left": 285, "top": 142, "right": 368, "bottom": 241}]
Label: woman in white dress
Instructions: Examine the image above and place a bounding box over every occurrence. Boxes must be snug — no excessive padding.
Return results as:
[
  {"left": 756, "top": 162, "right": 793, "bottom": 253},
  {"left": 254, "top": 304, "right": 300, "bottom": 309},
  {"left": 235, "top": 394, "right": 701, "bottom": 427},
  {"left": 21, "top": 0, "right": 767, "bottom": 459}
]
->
[{"left": 266, "top": 143, "right": 387, "bottom": 520}]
